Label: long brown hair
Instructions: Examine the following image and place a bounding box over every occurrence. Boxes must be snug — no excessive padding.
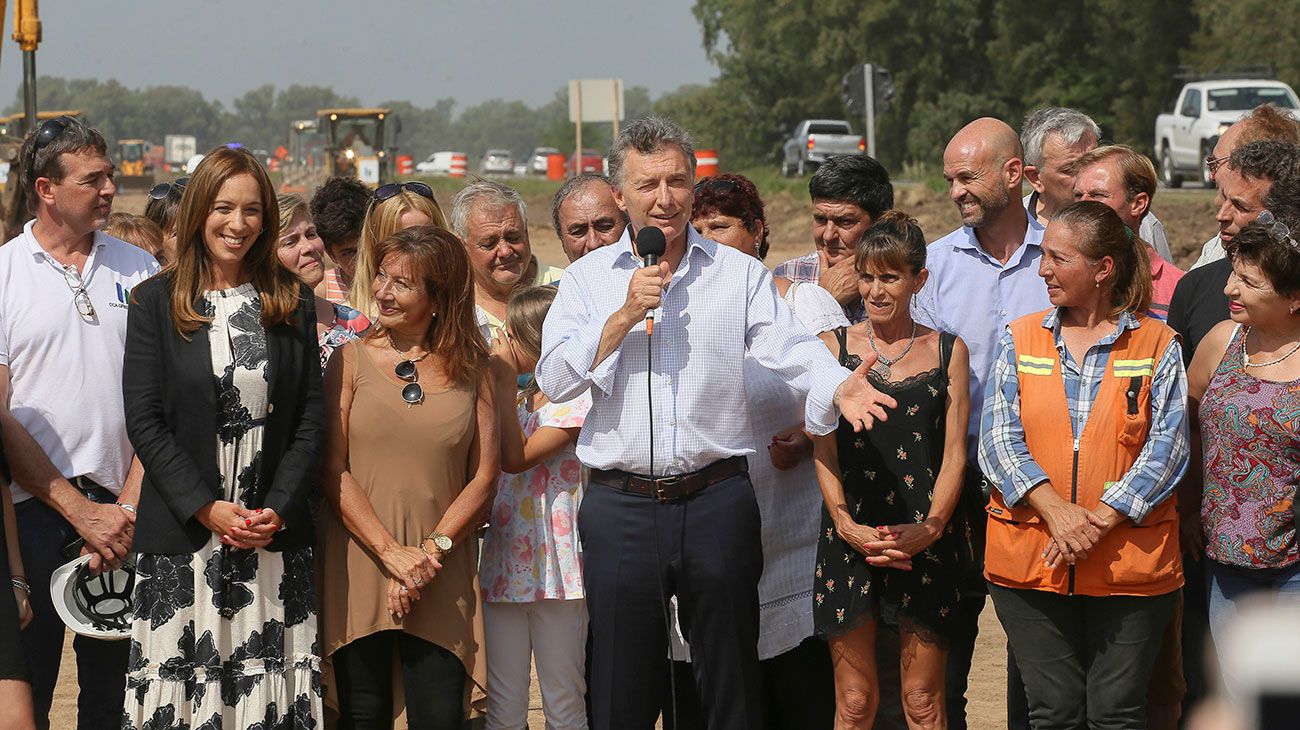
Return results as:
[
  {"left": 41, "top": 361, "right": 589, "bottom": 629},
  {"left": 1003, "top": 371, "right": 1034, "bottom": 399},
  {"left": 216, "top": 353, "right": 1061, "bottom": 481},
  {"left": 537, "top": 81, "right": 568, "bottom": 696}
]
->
[
  {"left": 1052, "top": 200, "right": 1152, "bottom": 316},
  {"left": 168, "top": 147, "right": 302, "bottom": 336},
  {"left": 365, "top": 225, "right": 487, "bottom": 386}
]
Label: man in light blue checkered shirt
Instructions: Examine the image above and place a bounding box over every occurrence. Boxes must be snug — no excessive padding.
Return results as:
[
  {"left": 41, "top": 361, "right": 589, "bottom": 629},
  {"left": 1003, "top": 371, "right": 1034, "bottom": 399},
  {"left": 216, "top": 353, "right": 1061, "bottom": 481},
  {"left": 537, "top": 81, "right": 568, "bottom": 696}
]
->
[{"left": 537, "top": 117, "right": 896, "bottom": 730}]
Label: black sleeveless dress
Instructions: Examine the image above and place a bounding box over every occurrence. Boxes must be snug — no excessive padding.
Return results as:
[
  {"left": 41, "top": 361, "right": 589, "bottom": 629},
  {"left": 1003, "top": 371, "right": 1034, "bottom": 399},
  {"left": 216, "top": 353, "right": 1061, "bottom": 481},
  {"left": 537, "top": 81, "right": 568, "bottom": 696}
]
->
[{"left": 812, "top": 330, "right": 964, "bottom": 645}]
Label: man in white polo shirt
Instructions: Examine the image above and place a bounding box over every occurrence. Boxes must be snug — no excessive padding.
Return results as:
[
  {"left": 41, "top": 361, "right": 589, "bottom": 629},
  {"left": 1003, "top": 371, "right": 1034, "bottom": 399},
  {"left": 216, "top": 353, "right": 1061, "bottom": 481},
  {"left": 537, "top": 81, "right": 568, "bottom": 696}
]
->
[{"left": 0, "top": 116, "right": 159, "bottom": 729}]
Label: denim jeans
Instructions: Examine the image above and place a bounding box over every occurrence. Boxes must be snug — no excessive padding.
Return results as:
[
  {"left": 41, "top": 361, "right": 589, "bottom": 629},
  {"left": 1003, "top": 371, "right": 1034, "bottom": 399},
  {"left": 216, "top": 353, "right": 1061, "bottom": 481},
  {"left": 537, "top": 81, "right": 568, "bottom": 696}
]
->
[
  {"left": 1205, "top": 558, "right": 1300, "bottom": 703},
  {"left": 15, "top": 487, "right": 129, "bottom": 730}
]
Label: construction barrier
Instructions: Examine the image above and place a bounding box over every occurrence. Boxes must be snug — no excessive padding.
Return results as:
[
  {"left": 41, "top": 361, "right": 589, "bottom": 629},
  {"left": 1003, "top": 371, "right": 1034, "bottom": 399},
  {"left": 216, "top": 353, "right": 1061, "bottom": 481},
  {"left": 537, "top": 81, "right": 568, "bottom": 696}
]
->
[
  {"left": 546, "top": 154, "right": 566, "bottom": 180},
  {"left": 449, "top": 152, "right": 468, "bottom": 178},
  {"left": 695, "top": 148, "right": 720, "bottom": 179},
  {"left": 397, "top": 155, "right": 413, "bottom": 176}
]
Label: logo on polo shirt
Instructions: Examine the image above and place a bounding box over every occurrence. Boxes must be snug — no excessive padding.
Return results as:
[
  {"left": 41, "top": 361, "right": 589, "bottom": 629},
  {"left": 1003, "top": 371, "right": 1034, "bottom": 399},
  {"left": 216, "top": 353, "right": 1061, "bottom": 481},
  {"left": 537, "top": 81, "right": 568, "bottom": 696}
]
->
[{"left": 112, "top": 282, "right": 131, "bottom": 309}]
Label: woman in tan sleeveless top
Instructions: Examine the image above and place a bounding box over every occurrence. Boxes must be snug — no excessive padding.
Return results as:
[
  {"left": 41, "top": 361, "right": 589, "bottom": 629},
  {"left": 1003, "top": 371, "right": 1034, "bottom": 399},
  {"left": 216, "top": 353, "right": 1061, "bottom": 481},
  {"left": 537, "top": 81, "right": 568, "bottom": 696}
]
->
[{"left": 319, "top": 225, "right": 498, "bottom": 729}]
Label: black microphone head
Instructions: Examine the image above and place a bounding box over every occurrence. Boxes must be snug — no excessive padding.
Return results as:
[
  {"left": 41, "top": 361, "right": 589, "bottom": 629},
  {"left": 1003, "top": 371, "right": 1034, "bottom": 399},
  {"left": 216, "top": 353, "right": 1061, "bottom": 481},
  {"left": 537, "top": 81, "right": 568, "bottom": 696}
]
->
[{"left": 637, "top": 226, "right": 667, "bottom": 258}]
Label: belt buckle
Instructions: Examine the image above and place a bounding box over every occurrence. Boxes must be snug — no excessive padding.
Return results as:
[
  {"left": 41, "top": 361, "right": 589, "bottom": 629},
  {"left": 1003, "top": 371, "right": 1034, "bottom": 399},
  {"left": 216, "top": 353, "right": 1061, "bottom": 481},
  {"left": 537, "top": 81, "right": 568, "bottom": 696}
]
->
[{"left": 653, "top": 475, "right": 684, "bottom": 503}]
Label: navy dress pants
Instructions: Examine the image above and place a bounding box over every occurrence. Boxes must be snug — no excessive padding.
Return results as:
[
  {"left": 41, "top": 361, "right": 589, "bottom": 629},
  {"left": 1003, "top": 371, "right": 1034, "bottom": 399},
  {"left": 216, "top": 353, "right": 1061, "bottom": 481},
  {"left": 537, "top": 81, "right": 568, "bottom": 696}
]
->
[{"left": 579, "top": 473, "right": 764, "bottom": 730}]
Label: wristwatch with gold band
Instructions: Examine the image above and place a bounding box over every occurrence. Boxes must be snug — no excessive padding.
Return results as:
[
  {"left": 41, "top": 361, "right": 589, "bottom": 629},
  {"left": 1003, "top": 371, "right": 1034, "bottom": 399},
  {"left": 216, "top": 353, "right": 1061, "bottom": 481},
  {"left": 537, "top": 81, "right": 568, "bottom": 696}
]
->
[{"left": 425, "top": 531, "right": 453, "bottom": 555}]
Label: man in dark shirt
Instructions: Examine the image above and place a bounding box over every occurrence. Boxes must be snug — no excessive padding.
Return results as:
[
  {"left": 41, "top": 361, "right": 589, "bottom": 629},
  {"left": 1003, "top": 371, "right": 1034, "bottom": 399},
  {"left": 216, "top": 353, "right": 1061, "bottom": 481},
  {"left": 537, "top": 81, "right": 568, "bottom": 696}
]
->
[{"left": 1169, "top": 141, "right": 1300, "bottom": 362}]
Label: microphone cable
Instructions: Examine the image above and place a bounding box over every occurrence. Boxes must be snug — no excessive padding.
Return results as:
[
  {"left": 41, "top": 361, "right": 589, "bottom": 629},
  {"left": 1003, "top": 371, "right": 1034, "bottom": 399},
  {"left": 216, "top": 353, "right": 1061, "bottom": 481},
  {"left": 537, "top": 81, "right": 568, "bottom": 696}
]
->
[{"left": 646, "top": 293, "right": 678, "bottom": 729}]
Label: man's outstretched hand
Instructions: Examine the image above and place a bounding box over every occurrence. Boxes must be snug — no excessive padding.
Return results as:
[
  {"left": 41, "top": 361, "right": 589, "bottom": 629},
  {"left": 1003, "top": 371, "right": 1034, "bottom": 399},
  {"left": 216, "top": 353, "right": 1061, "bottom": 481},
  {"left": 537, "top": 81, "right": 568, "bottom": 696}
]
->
[{"left": 836, "top": 352, "right": 897, "bottom": 432}]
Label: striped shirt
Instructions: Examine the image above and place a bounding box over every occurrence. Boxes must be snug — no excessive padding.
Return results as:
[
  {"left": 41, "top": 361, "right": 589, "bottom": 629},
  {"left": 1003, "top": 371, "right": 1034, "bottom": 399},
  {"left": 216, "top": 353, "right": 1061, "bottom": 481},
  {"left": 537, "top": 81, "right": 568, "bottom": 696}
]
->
[
  {"left": 320, "top": 267, "right": 350, "bottom": 306},
  {"left": 537, "top": 227, "right": 851, "bottom": 475},
  {"left": 977, "top": 309, "right": 1189, "bottom": 523},
  {"left": 1149, "top": 250, "right": 1185, "bottom": 321}
]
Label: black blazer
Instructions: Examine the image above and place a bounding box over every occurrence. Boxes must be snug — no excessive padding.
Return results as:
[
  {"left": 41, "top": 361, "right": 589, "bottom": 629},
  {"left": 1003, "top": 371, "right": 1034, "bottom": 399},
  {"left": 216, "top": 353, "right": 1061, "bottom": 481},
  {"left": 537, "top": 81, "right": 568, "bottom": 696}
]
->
[{"left": 123, "top": 273, "right": 325, "bottom": 554}]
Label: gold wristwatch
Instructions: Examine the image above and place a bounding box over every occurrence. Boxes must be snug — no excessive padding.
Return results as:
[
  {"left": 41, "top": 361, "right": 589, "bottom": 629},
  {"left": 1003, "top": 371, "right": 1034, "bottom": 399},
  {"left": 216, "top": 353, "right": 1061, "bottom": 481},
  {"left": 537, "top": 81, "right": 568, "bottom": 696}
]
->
[{"left": 426, "top": 532, "right": 453, "bottom": 555}]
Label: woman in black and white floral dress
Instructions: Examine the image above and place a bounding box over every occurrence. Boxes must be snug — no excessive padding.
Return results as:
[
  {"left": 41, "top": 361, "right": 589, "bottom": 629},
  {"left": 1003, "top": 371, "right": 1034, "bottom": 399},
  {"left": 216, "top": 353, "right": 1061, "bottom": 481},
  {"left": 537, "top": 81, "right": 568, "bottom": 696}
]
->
[{"left": 123, "top": 147, "right": 325, "bottom": 730}]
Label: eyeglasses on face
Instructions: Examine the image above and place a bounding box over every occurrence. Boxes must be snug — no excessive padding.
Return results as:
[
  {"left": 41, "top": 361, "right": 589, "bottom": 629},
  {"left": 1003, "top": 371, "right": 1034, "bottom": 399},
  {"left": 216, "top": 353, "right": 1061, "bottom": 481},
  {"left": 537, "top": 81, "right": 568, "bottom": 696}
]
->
[{"left": 1205, "top": 154, "right": 1232, "bottom": 178}]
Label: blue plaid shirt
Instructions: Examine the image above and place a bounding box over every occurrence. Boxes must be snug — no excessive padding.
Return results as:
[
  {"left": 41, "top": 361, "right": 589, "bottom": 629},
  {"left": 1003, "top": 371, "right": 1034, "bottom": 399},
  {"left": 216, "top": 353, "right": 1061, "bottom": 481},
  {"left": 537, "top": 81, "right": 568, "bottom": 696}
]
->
[{"left": 977, "top": 309, "right": 1189, "bottom": 523}]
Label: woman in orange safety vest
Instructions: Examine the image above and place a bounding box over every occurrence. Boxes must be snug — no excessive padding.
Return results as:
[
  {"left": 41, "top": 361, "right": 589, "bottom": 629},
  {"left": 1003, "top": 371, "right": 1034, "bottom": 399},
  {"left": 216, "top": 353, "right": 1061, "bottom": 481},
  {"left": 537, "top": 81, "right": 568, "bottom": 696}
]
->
[{"left": 977, "top": 201, "right": 1189, "bottom": 729}]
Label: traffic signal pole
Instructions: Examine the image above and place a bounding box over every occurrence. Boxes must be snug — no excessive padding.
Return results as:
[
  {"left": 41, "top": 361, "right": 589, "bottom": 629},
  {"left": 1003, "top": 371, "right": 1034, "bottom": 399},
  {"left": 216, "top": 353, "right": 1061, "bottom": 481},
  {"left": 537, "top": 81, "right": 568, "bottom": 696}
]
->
[{"left": 863, "top": 63, "right": 876, "bottom": 159}]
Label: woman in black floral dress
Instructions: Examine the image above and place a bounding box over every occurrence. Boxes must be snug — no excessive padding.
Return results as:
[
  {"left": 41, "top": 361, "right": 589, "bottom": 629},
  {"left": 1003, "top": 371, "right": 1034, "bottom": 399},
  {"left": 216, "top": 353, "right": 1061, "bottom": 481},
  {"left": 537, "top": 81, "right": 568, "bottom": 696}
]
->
[
  {"left": 812, "top": 212, "right": 970, "bottom": 729},
  {"left": 122, "top": 147, "right": 325, "bottom": 730}
]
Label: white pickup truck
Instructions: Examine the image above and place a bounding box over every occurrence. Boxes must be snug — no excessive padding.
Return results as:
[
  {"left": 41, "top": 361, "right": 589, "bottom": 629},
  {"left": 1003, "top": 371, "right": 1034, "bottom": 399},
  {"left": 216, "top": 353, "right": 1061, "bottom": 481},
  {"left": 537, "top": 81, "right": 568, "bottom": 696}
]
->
[
  {"left": 1154, "top": 78, "right": 1299, "bottom": 187},
  {"left": 782, "top": 119, "right": 866, "bottom": 176}
]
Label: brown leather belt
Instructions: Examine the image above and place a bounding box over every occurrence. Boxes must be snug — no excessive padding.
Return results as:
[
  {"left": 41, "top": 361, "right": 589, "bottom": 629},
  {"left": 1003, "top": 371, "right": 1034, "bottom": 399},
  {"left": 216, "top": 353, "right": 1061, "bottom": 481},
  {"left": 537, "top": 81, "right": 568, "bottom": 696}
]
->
[{"left": 590, "top": 456, "right": 748, "bottom": 503}]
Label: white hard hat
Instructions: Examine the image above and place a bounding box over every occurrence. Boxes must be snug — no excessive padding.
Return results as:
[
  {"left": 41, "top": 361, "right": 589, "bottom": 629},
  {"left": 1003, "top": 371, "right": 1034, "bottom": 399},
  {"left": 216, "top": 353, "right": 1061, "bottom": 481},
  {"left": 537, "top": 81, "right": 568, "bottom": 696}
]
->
[{"left": 49, "top": 554, "right": 135, "bottom": 640}]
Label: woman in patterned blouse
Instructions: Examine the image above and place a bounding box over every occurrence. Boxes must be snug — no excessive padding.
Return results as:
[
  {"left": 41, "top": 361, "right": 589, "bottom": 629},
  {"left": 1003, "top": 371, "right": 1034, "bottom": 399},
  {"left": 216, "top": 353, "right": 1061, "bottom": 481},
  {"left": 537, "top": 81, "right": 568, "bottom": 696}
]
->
[{"left": 1185, "top": 216, "right": 1300, "bottom": 696}]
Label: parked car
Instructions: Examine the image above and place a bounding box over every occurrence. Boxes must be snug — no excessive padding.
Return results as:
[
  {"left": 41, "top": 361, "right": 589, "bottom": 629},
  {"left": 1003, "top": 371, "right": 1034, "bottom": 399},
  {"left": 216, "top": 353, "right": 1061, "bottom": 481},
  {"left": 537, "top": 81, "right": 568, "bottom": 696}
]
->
[
  {"left": 781, "top": 119, "right": 866, "bottom": 176},
  {"left": 479, "top": 148, "right": 514, "bottom": 175},
  {"left": 527, "top": 146, "right": 560, "bottom": 174},
  {"left": 415, "top": 151, "right": 458, "bottom": 175},
  {"left": 567, "top": 149, "right": 604, "bottom": 175},
  {"left": 1154, "top": 78, "right": 1299, "bottom": 187}
]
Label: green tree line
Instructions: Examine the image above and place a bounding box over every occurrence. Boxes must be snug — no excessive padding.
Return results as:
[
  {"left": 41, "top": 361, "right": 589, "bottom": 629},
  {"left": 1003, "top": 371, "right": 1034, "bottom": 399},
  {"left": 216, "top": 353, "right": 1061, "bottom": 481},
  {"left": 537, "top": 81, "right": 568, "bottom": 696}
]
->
[
  {"left": 12, "top": 0, "right": 1299, "bottom": 173},
  {"left": 667, "top": 0, "right": 1300, "bottom": 169}
]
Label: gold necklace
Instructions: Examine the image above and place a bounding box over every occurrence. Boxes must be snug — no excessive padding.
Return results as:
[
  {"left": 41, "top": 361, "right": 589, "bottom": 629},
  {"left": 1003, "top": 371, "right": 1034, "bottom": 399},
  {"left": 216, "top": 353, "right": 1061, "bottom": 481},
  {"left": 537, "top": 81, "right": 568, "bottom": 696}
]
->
[{"left": 387, "top": 334, "right": 430, "bottom": 363}]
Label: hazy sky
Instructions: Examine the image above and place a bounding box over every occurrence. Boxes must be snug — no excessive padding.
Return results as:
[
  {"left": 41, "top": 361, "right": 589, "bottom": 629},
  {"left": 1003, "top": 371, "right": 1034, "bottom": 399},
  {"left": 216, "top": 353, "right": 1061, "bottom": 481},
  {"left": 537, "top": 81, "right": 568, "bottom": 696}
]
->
[{"left": 0, "top": 1, "right": 719, "bottom": 111}]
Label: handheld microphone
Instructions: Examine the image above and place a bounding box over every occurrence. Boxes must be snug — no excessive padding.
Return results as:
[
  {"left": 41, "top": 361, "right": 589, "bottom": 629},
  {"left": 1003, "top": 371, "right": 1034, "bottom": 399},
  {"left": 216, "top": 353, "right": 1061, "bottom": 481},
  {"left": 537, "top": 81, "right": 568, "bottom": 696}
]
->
[{"left": 636, "top": 226, "right": 667, "bottom": 336}]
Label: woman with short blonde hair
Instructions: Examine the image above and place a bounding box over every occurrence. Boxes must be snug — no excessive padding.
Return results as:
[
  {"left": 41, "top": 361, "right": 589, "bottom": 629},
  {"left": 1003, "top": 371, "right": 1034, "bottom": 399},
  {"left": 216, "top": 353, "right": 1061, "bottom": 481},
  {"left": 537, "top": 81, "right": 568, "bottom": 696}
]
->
[
  {"left": 274, "top": 193, "right": 370, "bottom": 368},
  {"left": 346, "top": 183, "right": 448, "bottom": 318}
]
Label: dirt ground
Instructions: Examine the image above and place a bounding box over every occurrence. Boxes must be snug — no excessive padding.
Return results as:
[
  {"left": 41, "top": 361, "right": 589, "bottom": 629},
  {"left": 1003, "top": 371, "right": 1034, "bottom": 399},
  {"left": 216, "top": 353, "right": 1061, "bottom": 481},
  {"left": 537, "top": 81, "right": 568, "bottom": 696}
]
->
[
  {"left": 59, "top": 181, "right": 1216, "bottom": 729},
  {"left": 51, "top": 607, "right": 1008, "bottom": 729}
]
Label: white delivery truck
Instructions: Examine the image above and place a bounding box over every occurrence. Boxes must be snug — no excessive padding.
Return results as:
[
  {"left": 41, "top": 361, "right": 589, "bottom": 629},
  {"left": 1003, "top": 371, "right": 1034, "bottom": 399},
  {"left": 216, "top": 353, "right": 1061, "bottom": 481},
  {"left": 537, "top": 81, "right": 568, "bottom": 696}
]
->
[{"left": 164, "top": 134, "right": 198, "bottom": 172}]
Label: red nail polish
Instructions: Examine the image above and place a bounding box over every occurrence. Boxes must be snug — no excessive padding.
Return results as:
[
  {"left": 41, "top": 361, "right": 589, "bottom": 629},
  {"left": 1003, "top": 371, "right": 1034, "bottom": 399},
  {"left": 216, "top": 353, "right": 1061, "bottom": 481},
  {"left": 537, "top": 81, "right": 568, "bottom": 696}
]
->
[{"left": 245, "top": 519, "right": 252, "bottom": 526}]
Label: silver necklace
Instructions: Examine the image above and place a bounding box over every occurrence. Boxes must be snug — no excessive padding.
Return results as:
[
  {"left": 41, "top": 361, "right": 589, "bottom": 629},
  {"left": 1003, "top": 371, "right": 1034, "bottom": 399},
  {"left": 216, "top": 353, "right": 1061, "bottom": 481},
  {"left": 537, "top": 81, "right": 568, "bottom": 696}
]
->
[
  {"left": 1242, "top": 326, "right": 1300, "bottom": 368},
  {"left": 866, "top": 320, "right": 917, "bottom": 379}
]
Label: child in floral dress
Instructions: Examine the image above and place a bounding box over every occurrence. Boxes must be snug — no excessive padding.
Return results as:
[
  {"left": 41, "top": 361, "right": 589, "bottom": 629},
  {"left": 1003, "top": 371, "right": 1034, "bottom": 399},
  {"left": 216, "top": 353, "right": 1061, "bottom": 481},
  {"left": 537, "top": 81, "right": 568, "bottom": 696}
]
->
[{"left": 481, "top": 286, "right": 591, "bottom": 730}]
